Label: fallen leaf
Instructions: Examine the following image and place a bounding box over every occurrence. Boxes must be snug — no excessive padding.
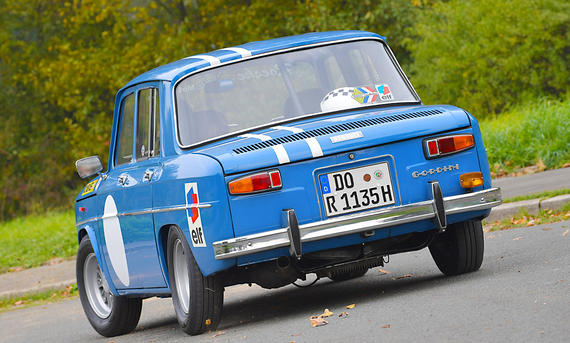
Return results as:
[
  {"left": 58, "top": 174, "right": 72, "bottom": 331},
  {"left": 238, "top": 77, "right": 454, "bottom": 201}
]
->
[
  {"left": 378, "top": 268, "right": 390, "bottom": 274},
  {"left": 487, "top": 234, "right": 496, "bottom": 239},
  {"left": 513, "top": 237, "right": 522, "bottom": 241},
  {"left": 205, "top": 319, "right": 212, "bottom": 326},
  {"left": 381, "top": 324, "right": 391, "bottom": 329},
  {"left": 395, "top": 273, "right": 413, "bottom": 280},
  {"left": 13, "top": 300, "right": 25, "bottom": 306},
  {"left": 310, "top": 316, "right": 328, "bottom": 327},
  {"left": 211, "top": 331, "right": 226, "bottom": 338},
  {"left": 542, "top": 228, "right": 552, "bottom": 231},
  {"left": 338, "top": 312, "right": 349, "bottom": 318},
  {"left": 563, "top": 229, "right": 569, "bottom": 237},
  {"left": 321, "top": 308, "right": 334, "bottom": 317},
  {"left": 346, "top": 304, "right": 356, "bottom": 309}
]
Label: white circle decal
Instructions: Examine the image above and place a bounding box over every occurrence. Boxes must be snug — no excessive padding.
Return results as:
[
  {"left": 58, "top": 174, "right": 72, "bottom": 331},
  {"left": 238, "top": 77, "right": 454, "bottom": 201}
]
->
[{"left": 102, "top": 195, "right": 130, "bottom": 287}]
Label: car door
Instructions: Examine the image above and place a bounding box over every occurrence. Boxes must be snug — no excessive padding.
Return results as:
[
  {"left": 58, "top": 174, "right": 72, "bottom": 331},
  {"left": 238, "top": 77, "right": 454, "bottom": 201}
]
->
[{"left": 97, "top": 85, "right": 166, "bottom": 289}]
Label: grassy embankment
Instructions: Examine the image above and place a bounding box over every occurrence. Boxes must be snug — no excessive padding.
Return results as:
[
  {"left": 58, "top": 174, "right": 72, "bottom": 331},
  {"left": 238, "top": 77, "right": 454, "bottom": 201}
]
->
[
  {"left": 0, "top": 98, "right": 568, "bottom": 274},
  {"left": 0, "top": 210, "right": 76, "bottom": 273},
  {"left": 480, "top": 97, "right": 570, "bottom": 177}
]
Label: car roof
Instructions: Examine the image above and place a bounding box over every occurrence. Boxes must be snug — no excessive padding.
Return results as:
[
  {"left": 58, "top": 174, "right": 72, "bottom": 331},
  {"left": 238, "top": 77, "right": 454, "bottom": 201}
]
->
[{"left": 121, "top": 30, "right": 384, "bottom": 91}]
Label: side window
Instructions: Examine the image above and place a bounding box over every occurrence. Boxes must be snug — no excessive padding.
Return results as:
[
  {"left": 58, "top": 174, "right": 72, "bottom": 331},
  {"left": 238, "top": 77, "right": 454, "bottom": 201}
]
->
[
  {"left": 115, "top": 94, "right": 135, "bottom": 166},
  {"left": 136, "top": 88, "right": 160, "bottom": 161}
]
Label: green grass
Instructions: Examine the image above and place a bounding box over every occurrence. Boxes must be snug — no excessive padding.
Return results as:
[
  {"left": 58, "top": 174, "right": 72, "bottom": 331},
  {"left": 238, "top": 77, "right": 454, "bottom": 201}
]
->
[
  {"left": 502, "top": 188, "right": 570, "bottom": 204},
  {"left": 480, "top": 97, "right": 570, "bottom": 175},
  {"left": 0, "top": 210, "right": 76, "bottom": 273},
  {"left": 0, "top": 284, "right": 77, "bottom": 313}
]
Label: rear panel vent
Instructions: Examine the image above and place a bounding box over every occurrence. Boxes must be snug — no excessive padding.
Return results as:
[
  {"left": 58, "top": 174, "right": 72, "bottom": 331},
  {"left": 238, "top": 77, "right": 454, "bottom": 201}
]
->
[{"left": 233, "top": 109, "right": 443, "bottom": 154}]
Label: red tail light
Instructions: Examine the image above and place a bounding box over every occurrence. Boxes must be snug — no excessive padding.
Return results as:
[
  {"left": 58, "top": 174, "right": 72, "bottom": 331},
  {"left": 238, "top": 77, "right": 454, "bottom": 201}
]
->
[
  {"left": 424, "top": 134, "right": 475, "bottom": 158},
  {"left": 228, "top": 170, "right": 282, "bottom": 195}
]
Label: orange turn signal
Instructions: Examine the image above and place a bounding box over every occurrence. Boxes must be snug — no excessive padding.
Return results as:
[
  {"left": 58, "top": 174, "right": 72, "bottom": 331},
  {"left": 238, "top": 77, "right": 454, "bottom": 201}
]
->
[
  {"left": 228, "top": 170, "right": 282, "bottom": 195},
  {"left": 425, "top": 134, "right": 475, "bottom": 158},
  {"left": 460, "top": 172, "right": 484, "bottom": 188}
]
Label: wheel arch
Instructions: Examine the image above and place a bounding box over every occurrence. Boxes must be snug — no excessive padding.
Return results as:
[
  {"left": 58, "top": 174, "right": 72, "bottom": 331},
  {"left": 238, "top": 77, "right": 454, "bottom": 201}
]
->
[{"left": 77, "top": 223, "right": 119, "bottom": 295}]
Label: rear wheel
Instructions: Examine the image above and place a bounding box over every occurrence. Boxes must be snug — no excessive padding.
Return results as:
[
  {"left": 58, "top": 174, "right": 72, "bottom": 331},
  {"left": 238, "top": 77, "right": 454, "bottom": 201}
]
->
[
  {"left": 429, "top": 220, "right": 484, "bottom": 276},
  {"left": 77, "top": 236, "right": 142, "bottom": 337},
  {"left": 328, "top": 268, "right": 368, "bottom": 282},
  {"left": 167, "top": 226, "right": 224, "bottom": 335}
]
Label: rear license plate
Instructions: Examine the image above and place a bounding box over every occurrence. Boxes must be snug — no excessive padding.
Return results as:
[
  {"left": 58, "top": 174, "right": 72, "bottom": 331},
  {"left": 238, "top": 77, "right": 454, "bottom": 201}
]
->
[{"left": 319, "top": 162, "right": 395, "bottom": 217}]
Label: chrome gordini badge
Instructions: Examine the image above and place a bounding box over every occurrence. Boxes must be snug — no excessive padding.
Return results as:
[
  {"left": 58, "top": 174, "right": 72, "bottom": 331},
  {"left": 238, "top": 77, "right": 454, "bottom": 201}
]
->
[{"left": 411, "top": 164, "right": 460, "bottom": 178}]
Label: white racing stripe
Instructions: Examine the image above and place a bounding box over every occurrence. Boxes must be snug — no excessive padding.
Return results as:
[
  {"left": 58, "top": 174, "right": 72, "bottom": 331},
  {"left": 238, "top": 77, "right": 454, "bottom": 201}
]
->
[
  {"left": 305, "top": 137, "right": 323, "bottom": 157},
  {"left": 240, "top": 133, "right": 272, "bottom": 141},
  {"left": 240, "top": 133, "right": 290, "bottom": 164},
  {"left": 272, "top": 125, "right": 304, "bottom": 134},
  {"left": 221, "top": 47, "right": 252, "bottom": 58},
  {"left": 187, "top": 54, "right": 221, "bottom": 65},
  {"left": 272, "top": 126, "right": 324, "bottom": 158}
]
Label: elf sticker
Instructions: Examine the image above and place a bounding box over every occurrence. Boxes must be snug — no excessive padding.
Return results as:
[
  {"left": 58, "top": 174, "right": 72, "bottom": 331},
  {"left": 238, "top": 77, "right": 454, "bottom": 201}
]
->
[
  {"left": 376, "top": 84, "right": 393, "bottom": 101},
  {"left": 185, "top": 183, "right": 206, "bottom": 247}
]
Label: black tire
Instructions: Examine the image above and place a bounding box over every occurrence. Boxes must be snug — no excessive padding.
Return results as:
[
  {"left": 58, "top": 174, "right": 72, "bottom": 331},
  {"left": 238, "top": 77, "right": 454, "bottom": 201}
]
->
[
  {"left": 328, "top": 268, "right": 368, "bottom": 282},
  {"left": 167, "top": 226, "right": 224, "bottom": 335},
  {"left": 76, "top": 236, "right": 142, "bottom": 337},
  {"left": 429, "top": 220, "right": 484, "bottom": 276}
]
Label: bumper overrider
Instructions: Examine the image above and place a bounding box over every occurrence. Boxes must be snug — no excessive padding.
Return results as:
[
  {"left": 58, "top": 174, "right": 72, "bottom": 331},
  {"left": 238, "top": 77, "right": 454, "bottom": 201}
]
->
[{"left": 213, "top": 183, "right": 502, "bottom": 260}]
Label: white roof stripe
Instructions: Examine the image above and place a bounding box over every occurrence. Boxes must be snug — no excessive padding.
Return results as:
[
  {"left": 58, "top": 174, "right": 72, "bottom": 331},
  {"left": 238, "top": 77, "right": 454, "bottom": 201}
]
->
[
  {"left": 239, "top": 133, "right": 272, "bottom": 141},
  {"left": 272, "top": 125, "right": 304, "bottom": 134},
  {"left": 187, "top": 54, "right": 221, "bottom": 65},
  {"left": 222, "top": 47, "right": 252, "bottom": 58}
]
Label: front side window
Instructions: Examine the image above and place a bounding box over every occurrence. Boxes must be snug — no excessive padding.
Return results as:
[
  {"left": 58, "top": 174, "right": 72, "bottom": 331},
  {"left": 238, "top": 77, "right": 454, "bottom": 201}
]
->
[
  {"left": 175, "top": 40, "right": 418, "bottom": 146},
  {"left": 136, "top": 88, "right": 160, "bottom": 161},
  {"left": 115, "top": 94, "right": 135, "bottom": 166}
]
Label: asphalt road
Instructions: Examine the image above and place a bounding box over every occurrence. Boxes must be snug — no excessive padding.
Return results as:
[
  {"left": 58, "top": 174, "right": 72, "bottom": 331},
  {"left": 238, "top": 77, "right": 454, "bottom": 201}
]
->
[
  {"left": 492, "top": 168, "right": 570, "bottom": 199},
  {"left": 2, "top": 221, "right": 569, "bottom": 343}
]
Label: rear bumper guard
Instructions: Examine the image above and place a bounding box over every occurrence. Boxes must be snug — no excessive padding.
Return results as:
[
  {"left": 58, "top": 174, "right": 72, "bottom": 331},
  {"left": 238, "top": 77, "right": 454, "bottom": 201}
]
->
[{"left": 213, "top": 184, "right": 501, "bottom": 260}]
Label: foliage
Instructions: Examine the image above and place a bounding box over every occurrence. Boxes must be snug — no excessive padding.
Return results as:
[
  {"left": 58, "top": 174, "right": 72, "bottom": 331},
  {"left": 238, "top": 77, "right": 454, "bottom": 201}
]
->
[
  {"left": 0, "top": 210, "right": 76, "bottom": 273},
  {"left": 480, "top": 97, "right": 570, "bottom": 175},
  {"left": 408, "top": 0, "right": 569, "bottom": 115},
  {"left": 0, "top": 0, "right": 567, "bottom": 220}
]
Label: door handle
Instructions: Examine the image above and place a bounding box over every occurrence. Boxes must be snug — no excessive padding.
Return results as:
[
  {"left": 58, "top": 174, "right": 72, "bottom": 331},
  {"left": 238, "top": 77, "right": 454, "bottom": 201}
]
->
[
  {"left": 143, "top": 170, "right": 154, "bottom": 182},
  {"left": 118, "top": 175, "right": 128, "bottom": 186}
]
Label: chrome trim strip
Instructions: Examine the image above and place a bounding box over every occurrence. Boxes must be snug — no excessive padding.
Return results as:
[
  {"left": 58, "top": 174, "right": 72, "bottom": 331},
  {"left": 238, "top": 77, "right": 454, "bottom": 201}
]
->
[
  {"left": 173, "top": 37, "right": 422, "bottom": 150},
  {"left": 212, "top": 187, "right": 502, "bottom": 260},
  {"left": 75, "top": 203, "right": 212, "bottom": 227}
]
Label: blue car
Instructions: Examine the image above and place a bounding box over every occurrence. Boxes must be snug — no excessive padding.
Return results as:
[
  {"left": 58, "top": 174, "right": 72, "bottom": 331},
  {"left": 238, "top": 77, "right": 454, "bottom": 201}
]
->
[{"left": 74, "top": 30, "right": 501, "bottom": 337}]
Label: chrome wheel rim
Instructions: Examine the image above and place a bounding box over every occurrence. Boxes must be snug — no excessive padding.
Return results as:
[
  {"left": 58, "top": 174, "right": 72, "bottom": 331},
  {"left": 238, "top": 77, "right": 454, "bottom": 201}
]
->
[
  {"left": 84, "top": 253, "right": 113, "bottom": 318},
  {"left": 173, "top": 239, "right": 190, "bottom": 313}
]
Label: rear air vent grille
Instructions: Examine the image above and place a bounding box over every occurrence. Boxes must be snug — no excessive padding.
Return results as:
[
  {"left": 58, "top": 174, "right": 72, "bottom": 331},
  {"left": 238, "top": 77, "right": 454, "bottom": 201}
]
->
[{"left": 233, "top": 109, "right": 443, "bottom": 154}]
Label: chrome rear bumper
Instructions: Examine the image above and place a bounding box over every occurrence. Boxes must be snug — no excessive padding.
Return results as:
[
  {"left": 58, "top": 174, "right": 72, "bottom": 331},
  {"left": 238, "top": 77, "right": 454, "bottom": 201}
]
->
[{"left": 213, "top": 186, "right": 501, "bottom": 260}]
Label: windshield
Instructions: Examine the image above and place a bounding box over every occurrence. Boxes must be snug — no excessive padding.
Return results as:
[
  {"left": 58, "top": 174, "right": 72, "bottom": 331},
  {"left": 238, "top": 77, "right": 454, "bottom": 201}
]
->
[{"left": 175, "top": 40, "right": 418, "bottom": 146}]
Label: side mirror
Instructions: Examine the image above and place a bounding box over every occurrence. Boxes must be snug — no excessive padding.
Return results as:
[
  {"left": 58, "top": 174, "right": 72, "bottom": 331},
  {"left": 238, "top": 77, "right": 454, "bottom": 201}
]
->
[{"left": 76, "top": 156, "right": 103, "bottom": 179}]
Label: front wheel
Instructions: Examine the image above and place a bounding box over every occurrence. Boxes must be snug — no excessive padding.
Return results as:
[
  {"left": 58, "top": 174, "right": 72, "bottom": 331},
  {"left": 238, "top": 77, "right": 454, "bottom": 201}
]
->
[
  {"left": 77, "top": 236, "right": 142, "bottom": 337},
  {"left": 429, "top": 220, "right": 484, "bottom": 276},
  {"left": 167, "top": 226, "right": 224, "bottom": 335}
]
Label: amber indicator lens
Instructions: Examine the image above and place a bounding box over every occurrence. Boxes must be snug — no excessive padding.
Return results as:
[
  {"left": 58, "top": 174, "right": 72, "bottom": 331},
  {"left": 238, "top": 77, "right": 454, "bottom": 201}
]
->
[
  {"left": 460, "top": 172, "right": 484, "bottom": 188},
  {"left": 229, "top": 170, "right": 282, "bottom": 195},
  {"left": 426, "top": 134, "right": 474, "bottom": 158}
]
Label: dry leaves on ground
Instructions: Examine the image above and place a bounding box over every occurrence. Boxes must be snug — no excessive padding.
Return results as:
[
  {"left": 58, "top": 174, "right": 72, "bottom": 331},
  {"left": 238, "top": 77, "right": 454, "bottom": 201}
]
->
[
  {"left": 210, "top": 331, "right": 226, "bottom": 338},
  {"left": 338, "top": 312, "right": 349, "bottom": 318},
  {"left": 346, "top": 304, "right": 356, "bottom": 309},
  {"left": 563, "top": 229, "right": 569, "bottom": 237},
  {"left": 392, "top": 273, "right": 413, "bottom": 280},
  {"left": 310, "top": 316, "right": 328, "bottom": 327},
  {"left": 378, "top": 268, "right": 390, "bottom": 275},
  {"left": 381, "top": 324, "right": 391, "bottom": 329},
  {"left": 321, "top": 309, "right": 334, "bottom": 317}
]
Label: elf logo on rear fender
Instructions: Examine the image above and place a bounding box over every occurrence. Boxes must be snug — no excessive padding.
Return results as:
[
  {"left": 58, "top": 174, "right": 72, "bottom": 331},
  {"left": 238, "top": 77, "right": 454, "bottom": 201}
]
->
[{"left": 185, "top": 183, "right": 206, "bottom": 247}]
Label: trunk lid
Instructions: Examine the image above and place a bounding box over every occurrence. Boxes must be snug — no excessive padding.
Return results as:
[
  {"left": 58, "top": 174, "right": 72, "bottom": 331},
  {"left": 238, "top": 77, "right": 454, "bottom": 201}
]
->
[{"left": 195, "top": 105, "right": 470, "bottom": 175}]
